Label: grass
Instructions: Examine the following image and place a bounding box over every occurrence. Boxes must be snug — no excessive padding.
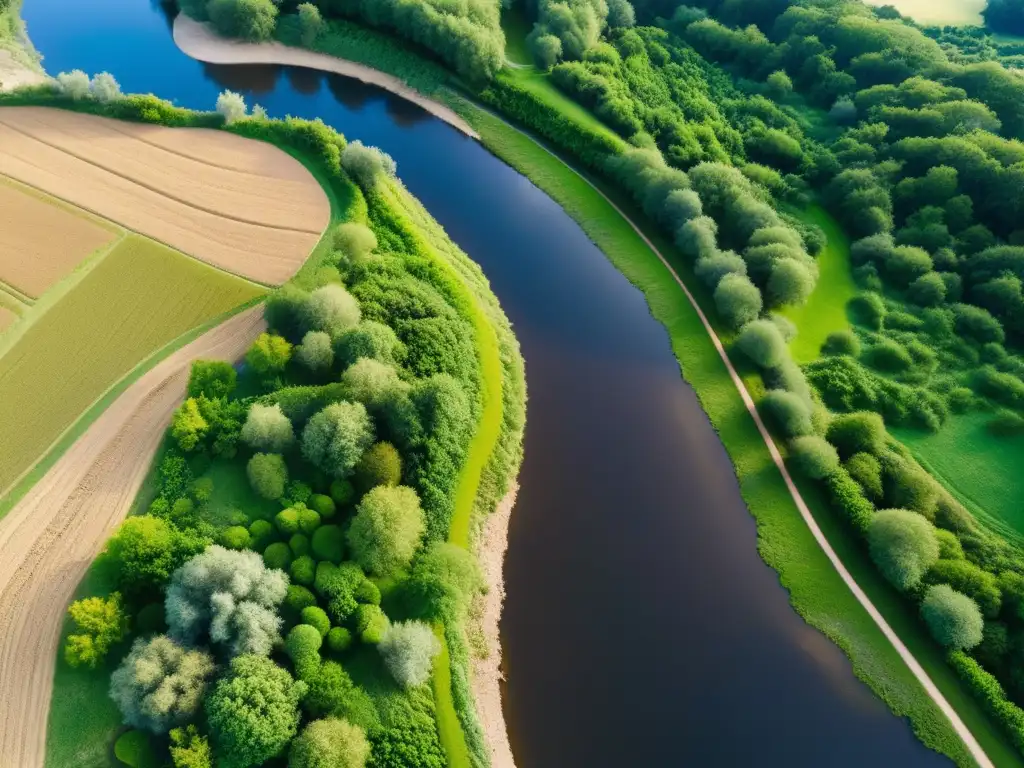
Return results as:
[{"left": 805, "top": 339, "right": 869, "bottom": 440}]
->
[
  {"left": 894, "top": 412, "right": 1024, "bottom": 542},
  {"left": 460, "top": 102, "right": 1024, "bottom": 767},
  {"left": 501, "top": 6, "right": 534, "bottom": 66},
  {"left": 0, "top": 233, "right": 264, "bottom": 501},
  {"left": 782, "top": 203, "right": 857, "bottom": 364}
]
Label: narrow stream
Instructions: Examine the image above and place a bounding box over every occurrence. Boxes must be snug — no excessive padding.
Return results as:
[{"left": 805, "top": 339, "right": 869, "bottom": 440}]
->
[{"left": 22, "top": 1, "right": 950, "bottom": 764}]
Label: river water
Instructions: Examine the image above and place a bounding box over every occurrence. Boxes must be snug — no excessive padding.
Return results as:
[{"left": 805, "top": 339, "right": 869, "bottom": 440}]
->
[{"left": 22, "top": 2, "right": 950, "bottom": 764}]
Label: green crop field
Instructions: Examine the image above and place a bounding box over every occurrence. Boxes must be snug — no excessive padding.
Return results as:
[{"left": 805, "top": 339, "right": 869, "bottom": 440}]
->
[
  {"left": 0, "top": 234, "right": 264, "bottom": 496},
  {"left": 895, "top": 414, "right": 1024, "bottom": 541},
  {"left": 783, "top": 205, "right": 857, "bottom": 364}
]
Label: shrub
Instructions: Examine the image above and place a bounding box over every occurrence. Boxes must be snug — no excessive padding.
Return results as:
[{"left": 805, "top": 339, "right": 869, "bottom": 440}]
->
[
  {"left": 290, "top": 718, "right": 370, "bottom": 768},
  {"left": 297, "top": 2, "right": 324, "bottom": 46},
  {"left": 241, "top": 404, "right": 295, "bottom": 452},
  {"left": 348, "top": 486, "right": 426, "bottom": 577},
  {"left": 849, "top": 292, "right": 886, "bottom": 330},
  {"left": 826, "top": 412, "right": 886, "bottom": 459},
  {"left": 286, "top": 623, "right": 323, "bottom": 680},
  {"left": 974, "top": 367, "right": 1024, "bottom": 408},
  {"left": 920, "top": 585, "right": 984, "bottom": 649},
  {"left": 790, "top": 436, "right": 840, "bottom": 479},
  {"left": 291, "top": 555, "right": 316, "bottom": 586},
  {"left": 326, "top": 627, "right": 353, "bottom": 653},
  {"left": 63, "top": 592, "right": 129, "bottom": 669},
  {"left": 298, "top": 507, "right": 322, "bottom": 534},
  {"left": 948, "top": 651, "right": 1024, "bottom": 754},
  {"left": 333, "top": 223, "right": 377, "bottom": 262},
  {"left": 207, "top": 654, "right": 305, "bottom": 768},
  {"left": 695, "top": 251, "right": 747, "bottom": 287},
  {"left": 821, "top": 330, "right": 861, "bottom": 357},
  {"left": 356, "top": 604, "right": 389, "bottom": 644},
  {"left": 264, "top": 542, "right": 293, "bottom": 571},
  {"left": 335, "top": 322, "right": 403, "bottom": 369},
  {"left": 315, "top": 562, "right": 365, "bottom": 624},
  {"left": 169, "top": 725, "right": 211, "bottom": 768},
  {"left": 247, "top": 452, "right": 287, "bottom": 500},
  {"left": 107, "top": 516, "right": 207, "bottom": 596},
  {"left": 215, "top": 88, "right": 247, "bottom": 124},
  {"left": 379, "top": 621, "right": 440, "bottom": 688},
  {"left": 342, "top": 141, "right": 397, "bottom": 187},
  {"left": 285, "top": 585, "right": 318, "bottom": 616},
  {"left": 220, "top": 525, "right": 252, "bottom": 551},
  {"left": 405, "top": 543, "right": 482, "bottom": 621},
  {"left": 864, "top": 339, "right": 914, "bottom": 373},
  {"left": 954, "top": 303, "right": 1005, "bottom": 344},
  {"left": 302, "top": 606, "right": 331, "bottom": 638},
  {"left": 824, "top": 466, "right": 875, "bottom": 536},
  {"left": 736, "top": 320, "right": 787, "bottom": 369},
  {"left": 188, "top": 360, "right": 237, "bottom": 399},
  {"left": 302, "top": 402, "right": 375, "bottom": 478},
  {"left": 246, "top": 332, "right": 292, "bottom": 376},
  {"left": 356, "top": 579, "right": 381, "bottom": 606},
  {"left": 291, "top": 534, "right": 311, "bottom": 557},
  {"left": 330, "top": 479, "right": 355, "bottom": 507},
  {"left": 296, "top": 331, "right": 334, "bottom": 372},
  {"left": 56, "top": 69, "right": 90, "bottom": 99},
  {"left": 766, "top": 259, "right": 815, "bottom": 307},
  {"left": 845, "top": 452, "right": 883, "bottom": 501},
  {"left": 249, "top": 519, "right": 276, "bottom": 550},
  {"left": 908, "top": 272, "right": 947, "bottom": 306},
  {"left": 305, "top": 284, "right": 361, "bottom": 338},
  {"left": 989, "top": 411, "right": 1024, "bottom": 436},
  {"left": 312, "top": 525, "right": 345, "bottom": 564},
  {"left": 286, "top": 480, "right": 314, "bottom": 506},
  {"left": 207, "top": 0, "right": 278, "bottom": 41},
  {"left": 715, "top": 273, "right": 763, "bottom": 329},
  {"left": 924, "top": 559, "right": 1001, "bottom": 618},
  {"left": 353, "top": 441, "right": 402, "bottom": 491},
  {"left": 868, "top": 509, "right": 940, "bottom": 591},
  {"left": 109, "top": 635, "right": 215, "bottom": 733},
  {"left": 761, "top": 390, "right": 812, "bottom": 437},
  {"left": 309, "top": 493, "right": 337, "bottom": 518}
]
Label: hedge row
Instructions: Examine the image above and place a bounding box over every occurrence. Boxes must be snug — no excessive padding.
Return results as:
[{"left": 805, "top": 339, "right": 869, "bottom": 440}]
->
[{"left": 949, "top": 650, "right": 1024, "bottom": 754}]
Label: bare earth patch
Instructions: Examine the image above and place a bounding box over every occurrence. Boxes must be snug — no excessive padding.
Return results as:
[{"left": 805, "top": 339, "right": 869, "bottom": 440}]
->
[
  {"left": 173, "top": 14, "right": 479, "bottom": 139},
  {"left": 0, "top": 50, "right": 46, "bottom": 93},
  {"left": 472, "top": 485, "right": 519, "bottom": 768},
  {"left": 0, "top": 107, "right": 331, "bottom": 285},
  {"left": 0, "top": 177, "right": 119, "bottom": 298},
  {"left": 0, "top": 306, "right": 265, "bottom": 768}
]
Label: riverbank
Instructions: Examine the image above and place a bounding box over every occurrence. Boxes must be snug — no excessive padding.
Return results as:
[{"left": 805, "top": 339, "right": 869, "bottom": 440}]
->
[
  {"left": 0, "top": 0, "right": 45, "bottom": 92},
  {"left": 172, "top": 14, "right": 477, "bottom": 138}
]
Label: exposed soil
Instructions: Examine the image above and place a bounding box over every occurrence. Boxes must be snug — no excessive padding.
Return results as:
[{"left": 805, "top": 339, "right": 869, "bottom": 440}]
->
[{"left": 0, "top": 306, "right": 265, "bottom": 768}]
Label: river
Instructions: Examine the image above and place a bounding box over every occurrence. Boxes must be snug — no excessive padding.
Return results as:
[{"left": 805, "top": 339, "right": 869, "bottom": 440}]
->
[{"left": 22, "top": 1, "right": 950, "bottom": 764}]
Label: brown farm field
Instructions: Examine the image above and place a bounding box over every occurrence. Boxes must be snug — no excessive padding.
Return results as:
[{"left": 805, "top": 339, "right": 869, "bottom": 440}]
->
[
  {"left": 0, "top": 177, "right": 120, "bottom": 298},
  {"left": 0, "top": 107, "right": 331, "bottom": 285}
]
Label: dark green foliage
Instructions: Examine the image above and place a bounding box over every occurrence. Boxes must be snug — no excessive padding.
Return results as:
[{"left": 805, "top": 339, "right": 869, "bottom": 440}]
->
[
  {"left": 312, "top": 524, "right": 345, "bottom": 564},
  {"left": 207, "top": 0, "right": 278, "bottom": 42},
  {"left": 845, "top": 452, "right": 883, "bottom": 502},
  {"left": 761, "top": 389, "right": 812, "bottom": 438},
  {"left": 824, "top": 466, "right": 875, "bottom": 536},
  {"left": 291, "top": 534, "right": 311, "bottom": 557},
  {"left": 988, "top": 410, "right": 1024, "bottom": 436},
  {"left": 303, "top": 661, "right": 378, "bottom": 730},
  {"left": 353, "top": 441, "right": 402, "bottom": 491},
  {"left": 790, "top": 435, "right": 840, "bottom": 479},
  {"left": 826, "top": 412, "right": 887, "bottom": 459},
  {"left": 949, "top": 650, "right": 1024, "bottom": 754},
  {"left": 864, "top": 339, "right": 913, "bottom": 373},
  {"left": 974, "top": 366, "right": 1024, "bottom": 408},
  {"left": 822, "top": 330, "right": 861, "bottom": 357},
  {"left": 264, "top": 542, "right": 293, "bottom": 571},
  {"left": 848, "top": 292, "right": 886, "bottom": 330},
  {"left": 247, "top": 453, "right": 287, "bottom": 500},
  {"left": 309, "top": 493, "right": 337, "bottom": 518},
  {"left": 291, "top": 555, "right": 316, "bottom": 586},
  {"left": 330, "top": 479, "right": 355, "bottom": 507},
  {"left": 249, "top": 519, "right": 276, "bottom": 551}
]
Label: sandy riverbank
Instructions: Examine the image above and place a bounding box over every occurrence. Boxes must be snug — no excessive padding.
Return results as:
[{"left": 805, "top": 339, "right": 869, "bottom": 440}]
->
[
  {"left": 0, "top": 49, "right": 47, "bottom": 92},
  {"left": 472, "top": 485, "right": 519, "bottom": 768},
  {"left": 172, "top": 15, "right": 478, "bottom": 139}
]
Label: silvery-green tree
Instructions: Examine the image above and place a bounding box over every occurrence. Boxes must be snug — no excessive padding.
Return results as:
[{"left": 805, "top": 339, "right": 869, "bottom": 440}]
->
[
  {"left": 304, "top": 284, "right": 361, "bottom": 338},
  {"left": 56, "top": 70, "right": 90, "bottom": 99},
  {"left": 302, "top": 401, "right": 374, "bottom": 478},
  {"left": 378, "top": 620, "right": 440, "bottom": 688},
  {"left": 165, "top": 546, "right": 288, "bottom": 656},
  {"left": 240, "top": 403, "right": 295, "bottom": 452},
  {"left": 216, "top": 89, "right": 247, "bottom": 124},
  {"left": 109, "top": 635, "right": 215, "bottom": 733}
]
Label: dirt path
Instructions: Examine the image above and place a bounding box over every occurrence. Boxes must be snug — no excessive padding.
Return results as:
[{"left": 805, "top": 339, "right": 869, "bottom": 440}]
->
[
  {"left": 172, "top": 15, "right": 479, "bottom": 139},
  {"left": 0, "top": 305, "right": 265, "bottom": 768},
  {"left": 479, "top": 113, "right": 996, "bottom": 768}
]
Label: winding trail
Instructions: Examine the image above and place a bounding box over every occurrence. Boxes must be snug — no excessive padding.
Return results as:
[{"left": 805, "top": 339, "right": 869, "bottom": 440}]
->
[
  {"left": 167, "top": 23, "right": 997, "bottom": 766},
  {"left": 0, "top": 306, "right": 265, "bottom": 768}
]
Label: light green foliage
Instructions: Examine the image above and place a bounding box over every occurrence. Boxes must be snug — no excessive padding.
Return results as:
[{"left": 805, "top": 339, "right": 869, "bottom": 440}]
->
[
  {"left": 305, "top": 284, "right": 361, "bottom": 338},
  {"left": 206, "top": 654, "right": 305, "bottom": 768},
  {"left": 107, "top": 516, "right": 207, "bottom": 595},
  {"left": 246, "top": 333, "right": 292, "bottom": 376},
  {"left": 924, "top": 559, "right": 1001, "bottom": 618},
  {"left": 241, "top": 403, "right": 295, "bottom": 452},
  {"left": 247, "top": 452, "right": 287, "bottom": 500},
  {"left": 220, "top": 525, "right": 252, "bottom": 551},
  {"left": 342, "top": 358, "right": 404, "bottom": 408},
  {"left": 736, "top": 319, "right": 787, "bottom": 369},
  {"left": 845, "top": 452, "right": 883, "bottom": 502},
  {"left": 530, "top": 32, "right": 562, "bottom": 70},
  {"left": 302, "top": 661, "right": 376, "bottom": 727},
  {"left": 299, "top": 506, "right": 322, "bottom": 534},
  {"left": 342, "top": 141, "right": 397, "bottom": 188},
  {"left": 63, "top": 592, "right": 129, "bottom": 669},
  {"left": 277, "top": 506, "right": 302, "bottom": 536},
  {"left": 868, "top": 509, "right": 941, "bottom": 591},
  {"left": 302, "top": 606, "right": 332, "bottom": 638},
  {"left": 290, "top": 718, "right": 370, "bottom": 768},
  {"left": 921, "top": 585, "right": 984, "bottom": 650},
  {"left": 170, "top": 398, "right": 209, "bottom": 452},
  {"left": 297, "top": 2, "right": 324, "bottom": 46},
  {"left": 406, "top": 543, "right": 482, "bottom": 621},
  {"left": 379, "top": 620, "right": 440, "bottom": 688},
  {"left": 215, "top": 89, "right": 248, "bottom": 124},
  {"left": 766, "top": 69, "right": 792, "bottom": 99},
  {"left": 188, "top": 360, "right": 237, "bottom": 399},
  {"left": 296, "top": 331, "right": 335, "bottom": 371},
  {"left": 790, "top": 436, "right": 840, "bottom": 480},
  {"left": 333, "top": 223, "right": 377, "bottom": 263},
  {"left": 353, "top": 441, "right": 402, "bottom": 491},
  {"left": 761, "top": 390, "right": 812, "bottom": 438},
  {"left": 315, "top": 562, "right": 365, "bottom": 624},
  {"left": 309, "top": 493, "right": 337, "bottom": 518},
  {"left": 312, "top": 524, "right": 345, "bottom": 564},
  {"left": 326, "top": 627, "right": 353, "bottom": 653},
  {"left": 766, "top": 259, "right": 815, "bottom": 307},
  {"left": 302, "top": 402, "right": 375, "bottom": 478},
  {"left": 355, "top": 578, "right": 381, "bottom": 605},
  {"left": 286, "top": 623, "right": 323, "bottom": 680},
  {"left": 110, "top": 635, "right": 215, "bottom": 733},
  {"left": 169, "top": 725, "right": 212, "bottom": 768},
  {"left": 335, "top": 322, "right": 403, "bottom": 368},
  {"left": 714, "top": 273, "right": 762, "bottom": 329},
  {"left": 165, "top": 546, "right": 287, "bottom": 656},
  {"left": 207, "top": 0, "right": 278, "bottom": 41},
  {"left": 356, "top": 604, "right": 390, "bottom": 644},
  {"left": 826, "top": 412, "right": 886, "bottom": 459},
  {"left": 348, "top": 485, "right": 425, "bottom": 576}
]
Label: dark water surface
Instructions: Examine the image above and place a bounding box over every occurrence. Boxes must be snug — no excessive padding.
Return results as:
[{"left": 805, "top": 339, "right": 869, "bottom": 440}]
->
[{"left": 22, "top": 2, "right": 950, "bottom": 764}]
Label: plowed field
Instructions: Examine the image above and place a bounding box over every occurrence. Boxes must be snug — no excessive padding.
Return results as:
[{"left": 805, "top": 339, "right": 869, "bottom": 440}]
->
[{"left": 0, "top": 107, "right": 330, "bottom": 285}]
